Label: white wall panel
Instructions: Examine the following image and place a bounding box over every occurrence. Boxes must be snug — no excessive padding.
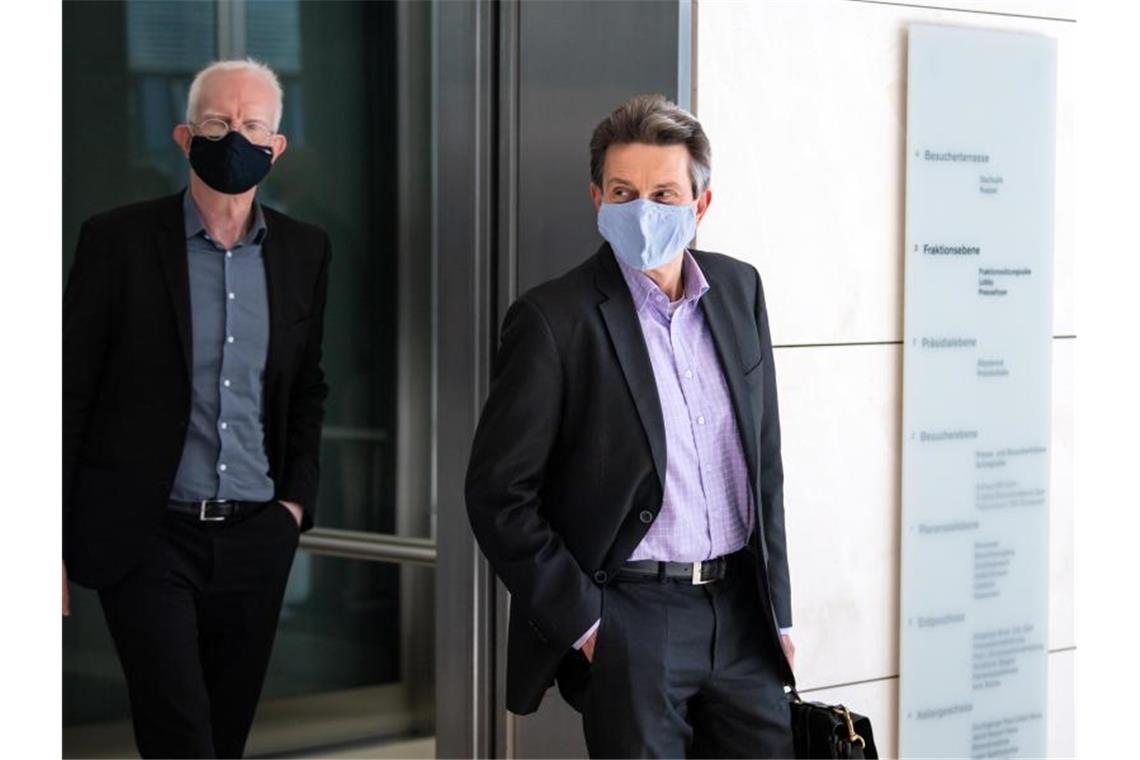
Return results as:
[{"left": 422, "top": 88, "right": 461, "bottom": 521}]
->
[
  {"left": 695, "top": 0, "right": 1075, "bottom": 344},
  {"left": 777, "top": 343, "right": 902, "bottom": 689},
  {"left": 1046, "top": 648, "right": 1075, "bottom": 758}
]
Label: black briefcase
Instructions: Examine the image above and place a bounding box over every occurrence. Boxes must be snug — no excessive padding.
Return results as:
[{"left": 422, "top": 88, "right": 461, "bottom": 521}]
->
[{"left": 788, "top": 688, "right": 878, "bottom": 759}]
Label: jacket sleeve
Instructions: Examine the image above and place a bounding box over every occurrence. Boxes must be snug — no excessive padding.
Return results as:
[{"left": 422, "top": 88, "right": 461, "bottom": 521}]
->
[
  {"left": 465, "top": 296, "right": 602, "bottom": 652},
  {"left": 276, "top": 232, "right": 331, "bottom": 529},
  {"left": 62, "top": 221, "right": 113, "bottom": 527},
  {"left": 753, "top": 267, "right": 793, "bottom": 628}
]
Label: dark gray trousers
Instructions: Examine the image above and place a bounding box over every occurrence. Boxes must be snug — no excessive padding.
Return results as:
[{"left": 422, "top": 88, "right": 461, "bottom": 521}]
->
[{"left": 580, "top": 548, "right": 794, "bottom": 759}]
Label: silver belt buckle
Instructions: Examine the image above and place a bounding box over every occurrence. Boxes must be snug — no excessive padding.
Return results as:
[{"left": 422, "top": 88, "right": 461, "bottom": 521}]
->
[
  {"left": 691, "top": 560, "right": 715, "bottom": 585},
  {"left": 199, "top": 499, "right": 229, "bottom": 522}
]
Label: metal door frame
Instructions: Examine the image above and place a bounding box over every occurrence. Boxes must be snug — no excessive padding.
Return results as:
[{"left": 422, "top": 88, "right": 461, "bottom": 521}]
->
[{"left": 434, "top": 0, "right": 500, "bottom": 756}]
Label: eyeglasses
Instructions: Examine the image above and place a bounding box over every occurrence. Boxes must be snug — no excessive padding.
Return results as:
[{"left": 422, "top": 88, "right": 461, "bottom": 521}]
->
[{"left": 190, "top": 118, "right": 275, "bottom": 146}]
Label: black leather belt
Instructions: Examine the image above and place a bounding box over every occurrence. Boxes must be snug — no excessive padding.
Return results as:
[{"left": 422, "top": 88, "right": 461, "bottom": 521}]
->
[
  {"left": 167, "top": 499, "right": 267, "bottom": 522},
  {"left": 616, "top": 554, "right": 730, "bottom": 584}
]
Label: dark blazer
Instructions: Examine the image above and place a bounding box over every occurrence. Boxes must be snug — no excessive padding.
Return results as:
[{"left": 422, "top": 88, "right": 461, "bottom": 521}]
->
[
  {"left": 63, "top": 191, "right": 330, "bottom": 590},
  {"left": 465, "top": 244, "right": 794, "bottom": 715}
]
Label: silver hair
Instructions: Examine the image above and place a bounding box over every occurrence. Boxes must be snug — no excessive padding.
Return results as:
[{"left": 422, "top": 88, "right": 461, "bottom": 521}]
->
[
  {"left": 589, "top": 94, "right": 711, "bottom": 197},
  {"left": 185, "top": 58, "right": 284, "bottom": 130}
]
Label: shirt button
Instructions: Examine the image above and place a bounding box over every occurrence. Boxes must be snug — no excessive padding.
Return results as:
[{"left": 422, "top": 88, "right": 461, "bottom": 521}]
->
[
  {"left": 697, "top": 415, "right": 706, "bottom": 425},
  {"left": 223, "top": 379, "right": 231, "bottom": 388},
  {"left": 684, "top": 370, "right": 693, "bottom": 379},
  {"left": 225, "top": 251, "right": 233, "bottom": 259},
  {"left": 218, "top": 463, "right": 228, "bottom": 472},
  {"left": 227, "top": 335, "right": 235, "bottom": 344},
  {"left": 593, "top": 570, "right": 608, "bottom": 584},
  {"left": 639, "top": 510, "right": 654, "bottom": 524},
  {"left": 220, "top": 421, "right": 228, "bottom": 430},
  {"left": 228, "top": 292, "right": 236, "bottom": 300}
]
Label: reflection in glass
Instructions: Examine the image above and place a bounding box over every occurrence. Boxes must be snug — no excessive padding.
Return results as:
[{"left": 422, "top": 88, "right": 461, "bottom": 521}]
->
[
  {"left": 251, "top": 556, "right": 435, "bottom": 756},
  {"left": 64, "top": 558, "right": 435, "bottom": 757}
]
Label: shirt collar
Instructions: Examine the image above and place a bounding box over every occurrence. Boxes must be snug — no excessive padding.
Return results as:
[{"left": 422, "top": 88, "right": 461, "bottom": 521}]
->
[
  {"left": 614, "top": 248, "right": 711, "bottom": 317},
  {"left": 182, "top": 188, "right": 268, "bottom": 247}
]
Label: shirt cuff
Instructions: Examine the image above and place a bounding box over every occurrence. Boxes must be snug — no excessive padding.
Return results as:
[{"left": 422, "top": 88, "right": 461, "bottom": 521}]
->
[
  {"left": 572, "top": 618, "right": 602, "bottom": 650},
  {"left": 778, "top": 626, "right": 793, "bottom": 636}
]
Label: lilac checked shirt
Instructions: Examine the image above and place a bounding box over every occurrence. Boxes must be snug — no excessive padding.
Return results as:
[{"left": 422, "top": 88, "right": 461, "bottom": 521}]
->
[
  {"left": 573, "top": 249, "right": 792, "bottom": 650},
  {"left": 617, "top": 249, "right": 754, "bottom": 563}
]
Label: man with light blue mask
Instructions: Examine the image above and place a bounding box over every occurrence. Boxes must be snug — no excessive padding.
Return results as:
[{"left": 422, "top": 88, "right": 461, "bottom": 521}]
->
[{"left": 467, "top": 94, "right": 795, "bottom": 757}]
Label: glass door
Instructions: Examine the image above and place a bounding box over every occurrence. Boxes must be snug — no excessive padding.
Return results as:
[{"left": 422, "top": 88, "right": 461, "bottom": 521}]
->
[{"left": 62, "top": 1, "right": 438, "bottom": 756}]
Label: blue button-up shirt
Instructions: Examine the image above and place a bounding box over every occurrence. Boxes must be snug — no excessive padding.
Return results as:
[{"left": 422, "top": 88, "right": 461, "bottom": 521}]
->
[{"left": 170, "top": 190, "right": 275, "bottom": 502}]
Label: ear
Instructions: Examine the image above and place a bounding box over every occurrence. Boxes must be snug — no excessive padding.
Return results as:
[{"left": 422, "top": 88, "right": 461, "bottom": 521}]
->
[
  {"left": 172, "top": 124, "right": 193, "bottom": 157},
  {"left": 269, "top": 133, "right": 288, "bottom": 163},
  {"left": 589, "top": 182, "right": 604, "bottom": 212},
  {"left": 694, "top": 187, "right": 712, "bottom": 224}
]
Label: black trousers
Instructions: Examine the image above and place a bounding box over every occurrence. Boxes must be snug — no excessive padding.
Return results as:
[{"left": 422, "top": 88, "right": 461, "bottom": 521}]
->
[
  {"left": 98, "top": 502, "right": 299, "bottom": 758},
  {"left": 581, "top": 548, "right": 794, "bottom": 759}
]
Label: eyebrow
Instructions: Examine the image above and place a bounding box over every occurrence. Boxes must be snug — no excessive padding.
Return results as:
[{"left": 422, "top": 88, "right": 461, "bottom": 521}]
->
[
  {"left": 198, "top": 112, "right": 270, "bottom": 125},
  {"left": 605, "top": 177, "right": 681, "bottom": 191}
]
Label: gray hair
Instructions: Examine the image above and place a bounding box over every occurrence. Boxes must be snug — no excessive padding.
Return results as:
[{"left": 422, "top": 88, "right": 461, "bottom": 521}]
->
[
  {"left": 186, "top": 59, "right": 284, "bottom": 130},
  {"left": 589, "top": 94, "right": 711, "bottom": 197}
]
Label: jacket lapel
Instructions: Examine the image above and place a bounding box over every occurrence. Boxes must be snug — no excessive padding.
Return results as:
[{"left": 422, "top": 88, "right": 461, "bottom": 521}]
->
[
  {"left": 697, "top": 263, "right": 760, "bottom": 487},
  {"left": 594, "top": 246, "right": 667, "bottom": 490},
  {"left": 260, "top": 209, "right": 287, "bottom": 390},
  {"left": 155, "top": 193, "right": 192, "bottom": 381}
]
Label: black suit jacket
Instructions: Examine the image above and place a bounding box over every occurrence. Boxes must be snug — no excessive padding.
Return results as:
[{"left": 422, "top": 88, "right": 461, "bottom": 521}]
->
[
  {"left": 465, "top": 244, "right": 794, "bottom": 715},
  {"left": 63, "top": 192, "right": 330, "bottom": 590}
]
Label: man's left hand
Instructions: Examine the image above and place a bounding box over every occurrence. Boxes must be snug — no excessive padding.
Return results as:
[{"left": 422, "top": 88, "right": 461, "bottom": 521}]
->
[
  {"left": 780, "top": 634, "right": 796, "bottom": 671},
  {"left": 278, "top": 500, "right": 303, "bottom": 528}
]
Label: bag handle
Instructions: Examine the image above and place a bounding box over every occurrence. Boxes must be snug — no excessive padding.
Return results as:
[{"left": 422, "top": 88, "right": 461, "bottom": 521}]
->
[{"left": 830, "top": 704, "right": 866, "bottom": 749}]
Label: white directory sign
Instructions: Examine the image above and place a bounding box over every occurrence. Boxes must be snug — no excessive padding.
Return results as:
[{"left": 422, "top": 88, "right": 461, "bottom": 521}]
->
[{"left": 899, "top": 24, "right": 1056, "bottom": 758}]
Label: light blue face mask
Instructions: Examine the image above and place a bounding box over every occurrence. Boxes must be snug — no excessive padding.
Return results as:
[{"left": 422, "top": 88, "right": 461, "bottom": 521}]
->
[{"left": 597, "top": 198, "right": 697, "bottom": 271}]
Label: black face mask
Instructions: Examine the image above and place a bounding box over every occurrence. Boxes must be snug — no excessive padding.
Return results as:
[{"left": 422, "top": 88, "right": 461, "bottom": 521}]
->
[{"left": 189, "top": 131, "right": 273, "bottom": 194}]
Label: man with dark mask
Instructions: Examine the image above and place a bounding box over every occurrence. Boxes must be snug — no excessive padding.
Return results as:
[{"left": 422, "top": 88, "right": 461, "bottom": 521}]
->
[
  {"left": 63, "top": 59, "right": 330, "bottom": 758},
  {"left": 466, "top": 95, "right": 796, "bottom": 757}
]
